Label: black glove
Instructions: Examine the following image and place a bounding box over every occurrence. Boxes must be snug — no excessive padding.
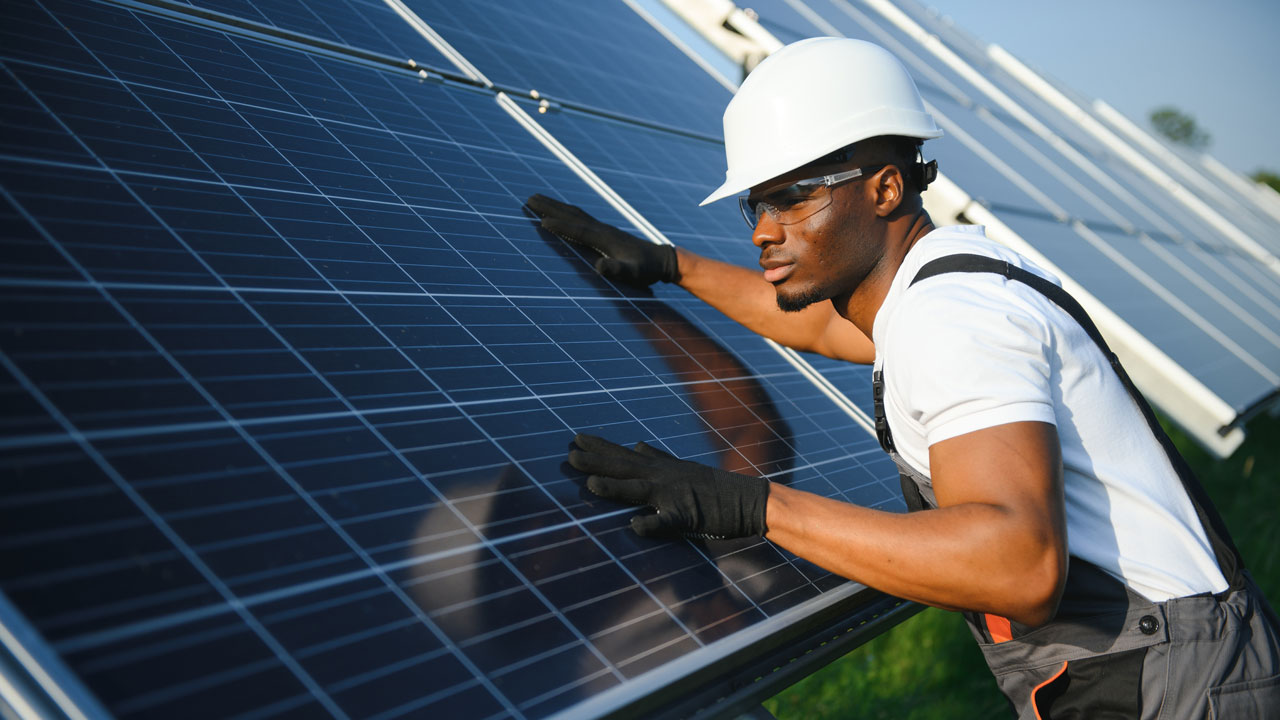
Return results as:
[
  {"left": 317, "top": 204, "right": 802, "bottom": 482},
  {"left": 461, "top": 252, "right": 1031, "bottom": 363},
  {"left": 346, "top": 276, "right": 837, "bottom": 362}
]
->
[
  {"left": 568, "top": 433, "right": 769, "bottom": 539},
  {"left": 526, "top": 194, "right": 679, "bottom": 287}
]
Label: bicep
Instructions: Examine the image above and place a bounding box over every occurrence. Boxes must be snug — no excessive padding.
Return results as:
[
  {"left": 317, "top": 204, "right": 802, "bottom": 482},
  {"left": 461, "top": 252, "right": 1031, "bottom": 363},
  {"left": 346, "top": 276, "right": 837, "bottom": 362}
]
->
[{"left": 929, "top": 421, "right": 1066, "bottom": 546}]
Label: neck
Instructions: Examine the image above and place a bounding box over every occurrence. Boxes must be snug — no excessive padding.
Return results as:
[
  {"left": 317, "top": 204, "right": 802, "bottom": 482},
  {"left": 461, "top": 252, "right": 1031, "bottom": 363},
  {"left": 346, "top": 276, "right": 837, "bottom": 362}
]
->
[{"left": 834, "top": 210, "right": 935, "bottom": 337}]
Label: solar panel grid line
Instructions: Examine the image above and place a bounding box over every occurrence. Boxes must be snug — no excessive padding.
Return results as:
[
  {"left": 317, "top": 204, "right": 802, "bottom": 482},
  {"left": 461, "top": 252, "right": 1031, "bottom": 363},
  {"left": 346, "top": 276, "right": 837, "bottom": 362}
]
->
[
  {"left": 767, "top": 341, "right": 875, "bottom": 435},
  {"left": 167, "top": 0, "right": 458, "bottom": 74},
  {"left": 377, "top": 0, "right": 490, "bottom": 85},
  {"left": 822, "top": 0, "right": 1214, "bottom": 243},
  {"left": 1063, "top": 220, "right": 1280, "bottom": 383},
  {"left": 965, "top": 102, "right": 1142, "bottom": 233},
  {"left": 105, "top": 0, "right": 727, "bottom": 162},
  {"left": 1087, "top": 99, "right": 1280, "bottom": 238},
  {"left": 3, "top": 6, "right": 653, "bottom": 715},
  {"left": 545, "top": 581, "right": 890, "bottom": 720},
  {"left": 722, "top": 4, "right": 1278, "bottom": 423},
  {"left": 486, "top": 86, "right": 888, "bottom": 486},
  {"left": 0, "top": 365, "right": 817, "bottom": 458},
  {"left": 1197, "top": 150, "right": 1280, "bottom": 223},
  {"left": 886, "top": 0, "right": 1280, "bottom": 257},
  {"left": 926, "top": 106, "right": 1280, "bottom": 355},
  {"left": 0, "top": 0, "right": 916, "bottom": 716},
  {"left": 618, "top": 0, "right": 739, "bottom": 94},
  {"left": 103, "top": 0, "right": 459, "bottom": 83},
  {"left": 920, "top": 88, "right": 1280, "bottom": 343},
  {"left": 980, "top": 43, "right": 1280, "bottom": 275},
  {"left": 772, "top": 0, "right": 1202, "bottom": 246},
  {"left": 928, "top": 108, "right": 1071, "bottom": 220},
  {"left": 376, "top": 0, "right": 734, "bottom": 148},
  {"left": 741, "top": 0, "right": 1280, "bottom": 416},
  {"left": 48, "top": 506, "right": 634, "bottom": 657},
  {"left": 0, "top": 347, "right": 353, "bottom": 719},
  {"left": 395, "top": 0, "right": 735, "bottom": 138},
  {"left": 494, "top": 93, "right": 678, "bottom": 254},
  {"left": 1134, "top": 239, "right": 1280, "bottom": 343},
  {"left": 0, "top": 220, "right": 493, "bottom": 717},
  {"left": 955, "top": 200, "right": 1243, "bottom": 432},
  {"left": 869, "top": 9, "right": 1280, "bottom": 370}
]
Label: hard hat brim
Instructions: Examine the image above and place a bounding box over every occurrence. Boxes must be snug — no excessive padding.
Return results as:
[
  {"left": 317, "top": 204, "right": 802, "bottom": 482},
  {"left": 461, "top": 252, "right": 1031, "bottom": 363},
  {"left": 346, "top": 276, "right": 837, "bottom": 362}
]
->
[{"left": 699, "top": 121, "right": 944, "bottom": 207}]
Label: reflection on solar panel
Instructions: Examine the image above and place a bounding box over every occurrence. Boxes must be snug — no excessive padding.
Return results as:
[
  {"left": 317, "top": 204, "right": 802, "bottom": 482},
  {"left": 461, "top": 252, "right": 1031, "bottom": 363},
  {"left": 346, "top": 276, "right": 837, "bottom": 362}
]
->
[
  {"left": 1, "top": 0, "right": 910, "bottom": 718},
  {"left": 732, "top": 0, "right": 1280, "bottom": 456}
]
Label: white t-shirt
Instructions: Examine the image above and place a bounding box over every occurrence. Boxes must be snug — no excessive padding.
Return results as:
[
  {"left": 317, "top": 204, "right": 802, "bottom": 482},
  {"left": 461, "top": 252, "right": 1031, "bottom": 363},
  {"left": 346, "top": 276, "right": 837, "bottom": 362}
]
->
[{"left": 871, "top": 225, "right": 1227, "bottom": 601}]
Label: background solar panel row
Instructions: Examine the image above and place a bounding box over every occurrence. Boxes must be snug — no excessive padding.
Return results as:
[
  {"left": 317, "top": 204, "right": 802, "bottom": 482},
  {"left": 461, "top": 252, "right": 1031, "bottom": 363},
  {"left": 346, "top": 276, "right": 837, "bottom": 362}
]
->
[
  {"left": 889, "top": 0, "right": 1280, "bottom": 258},
  {"left": 1, "top": 0, "right": 903, "bottom": 718},
  {"left": 738, "top": 0, "right": 1280, "bottom": 419},
  {"left": 400, "top": 0, "right": 731, "bottom": 139}
]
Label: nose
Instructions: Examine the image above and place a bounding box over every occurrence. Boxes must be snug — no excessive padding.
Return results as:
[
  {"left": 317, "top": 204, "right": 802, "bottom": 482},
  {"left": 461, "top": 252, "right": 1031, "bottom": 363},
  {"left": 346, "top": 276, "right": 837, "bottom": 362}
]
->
[{"left": 751, "top": 212, "right": 783, "bottom": 248}]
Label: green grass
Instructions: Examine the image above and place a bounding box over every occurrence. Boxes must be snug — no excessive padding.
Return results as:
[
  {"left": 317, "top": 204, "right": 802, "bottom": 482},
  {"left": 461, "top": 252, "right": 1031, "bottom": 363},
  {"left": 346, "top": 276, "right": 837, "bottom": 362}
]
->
[{"left": 765, "top": 412, "right": 1280, "bottom": 719}]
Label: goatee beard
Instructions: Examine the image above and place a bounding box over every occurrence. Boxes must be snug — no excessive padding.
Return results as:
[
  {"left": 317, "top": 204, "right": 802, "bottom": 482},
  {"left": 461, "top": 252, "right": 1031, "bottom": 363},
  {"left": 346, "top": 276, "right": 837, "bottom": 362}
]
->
[{"left": 776, "top": 287, "right": 828, "bottom": 312}]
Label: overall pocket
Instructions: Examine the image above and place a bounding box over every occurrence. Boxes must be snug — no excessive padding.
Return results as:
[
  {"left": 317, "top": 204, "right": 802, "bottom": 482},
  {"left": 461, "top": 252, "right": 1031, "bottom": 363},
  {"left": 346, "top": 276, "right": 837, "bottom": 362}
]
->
[
  {"left": 1029, "top": 648, "right": 1146, "bottom": 720},
  {"left": 1207, "top": 671, "right": 1280, "bottom": 719}
]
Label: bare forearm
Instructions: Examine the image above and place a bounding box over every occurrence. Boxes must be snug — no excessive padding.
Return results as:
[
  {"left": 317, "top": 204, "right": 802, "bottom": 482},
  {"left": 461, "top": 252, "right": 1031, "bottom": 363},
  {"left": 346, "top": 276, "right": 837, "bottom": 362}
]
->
[
  {"left": 675, "top": 248, "right": 874, "bottom": 363},
  {"left": 764, "top": 483, "right": 1065, "bottom": 625}
]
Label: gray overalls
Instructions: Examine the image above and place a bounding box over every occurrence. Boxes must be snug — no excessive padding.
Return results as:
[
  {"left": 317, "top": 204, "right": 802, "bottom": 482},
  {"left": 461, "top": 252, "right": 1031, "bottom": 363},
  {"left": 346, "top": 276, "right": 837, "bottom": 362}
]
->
[{"left": 872, "top": 254, "right": 1280, "bottom": 719}]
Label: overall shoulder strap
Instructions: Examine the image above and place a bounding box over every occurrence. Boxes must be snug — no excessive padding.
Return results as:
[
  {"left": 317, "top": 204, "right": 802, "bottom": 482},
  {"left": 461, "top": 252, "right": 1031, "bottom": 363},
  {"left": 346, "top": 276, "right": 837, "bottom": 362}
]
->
[{"left": 909, "top": 253, "right": 1245, "bottom": 588}]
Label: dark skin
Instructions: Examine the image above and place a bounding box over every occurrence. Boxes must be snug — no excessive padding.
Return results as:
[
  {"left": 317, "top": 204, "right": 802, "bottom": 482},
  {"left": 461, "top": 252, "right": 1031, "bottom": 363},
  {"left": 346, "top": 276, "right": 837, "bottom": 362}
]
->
[{"left": 679, "top": 145, "right": 1068, "bottom": 626}]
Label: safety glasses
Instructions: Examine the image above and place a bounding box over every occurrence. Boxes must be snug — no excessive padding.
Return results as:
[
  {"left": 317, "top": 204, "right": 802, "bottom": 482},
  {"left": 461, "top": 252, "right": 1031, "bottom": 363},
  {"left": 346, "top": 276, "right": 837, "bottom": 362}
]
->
[{"left": 738, "top": 165, "right": 880, "bottom": 229}]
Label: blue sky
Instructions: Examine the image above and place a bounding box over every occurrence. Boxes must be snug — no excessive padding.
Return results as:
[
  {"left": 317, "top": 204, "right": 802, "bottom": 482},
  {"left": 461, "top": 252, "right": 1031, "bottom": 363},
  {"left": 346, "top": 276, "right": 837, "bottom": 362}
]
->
[{"left": 919, "top": 0, "right": 1280, "bottom": 176}]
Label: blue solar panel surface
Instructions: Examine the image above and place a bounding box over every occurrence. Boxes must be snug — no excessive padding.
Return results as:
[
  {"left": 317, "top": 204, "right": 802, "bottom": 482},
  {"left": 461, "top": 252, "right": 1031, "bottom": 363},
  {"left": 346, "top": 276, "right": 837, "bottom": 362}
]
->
[
  {"left": 890, "top": 0, "right": 1280, "bottom": 258},
  {"left": 178, "top": 0, "right": 455, "bottom": 68},
  {"left": 741, "top": 0, "right": 1280, "bottom": 413},
  {"left": 531, "top": 102, "right": 884, "bottom": 415},
  {"left": 0, "top": 1, "right": 903, "bottom": 718},
  {"left": 400, "top": 0, "right": 732, "bottom": 138}
]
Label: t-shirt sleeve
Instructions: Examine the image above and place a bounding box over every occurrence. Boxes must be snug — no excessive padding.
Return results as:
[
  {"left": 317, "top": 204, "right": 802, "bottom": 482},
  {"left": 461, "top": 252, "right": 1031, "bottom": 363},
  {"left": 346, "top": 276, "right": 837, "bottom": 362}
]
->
[{"left": 886, "top": 280, "right": 1057, "bottom": 446}]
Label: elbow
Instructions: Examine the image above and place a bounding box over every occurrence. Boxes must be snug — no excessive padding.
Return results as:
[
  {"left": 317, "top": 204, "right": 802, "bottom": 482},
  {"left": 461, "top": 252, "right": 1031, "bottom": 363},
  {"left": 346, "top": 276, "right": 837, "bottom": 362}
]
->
[{"left": 1005, "top": 551, "right": 1067, "bottom": 628}]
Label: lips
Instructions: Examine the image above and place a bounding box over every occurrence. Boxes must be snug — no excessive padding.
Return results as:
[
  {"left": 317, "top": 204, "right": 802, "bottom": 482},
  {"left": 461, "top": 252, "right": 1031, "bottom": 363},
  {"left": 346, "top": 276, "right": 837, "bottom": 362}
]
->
[{"left": 760, "top": 256, "right": 795, "bottom": 283}]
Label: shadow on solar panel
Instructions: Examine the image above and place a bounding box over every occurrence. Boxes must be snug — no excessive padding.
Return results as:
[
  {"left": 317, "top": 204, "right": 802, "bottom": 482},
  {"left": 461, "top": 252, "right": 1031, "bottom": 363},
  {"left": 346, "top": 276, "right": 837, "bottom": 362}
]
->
[{"left": 0, "top": 0, "right": 915, "bottom": 719}]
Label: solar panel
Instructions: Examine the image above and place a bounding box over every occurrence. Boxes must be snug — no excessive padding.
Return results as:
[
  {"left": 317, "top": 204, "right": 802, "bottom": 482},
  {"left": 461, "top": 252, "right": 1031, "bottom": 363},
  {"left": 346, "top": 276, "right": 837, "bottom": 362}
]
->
[
  {"left": 725, "top": 0, "right": 1280, "bottom": 453},
  {"left": 1, "top": 1, "right": 912, "bottom": 718},
  {"left": 889, "top": 0, "right": 1280, "bottom": 260},
  {"left": 399, "top": 0, "right": 733, "bottom": 138}
]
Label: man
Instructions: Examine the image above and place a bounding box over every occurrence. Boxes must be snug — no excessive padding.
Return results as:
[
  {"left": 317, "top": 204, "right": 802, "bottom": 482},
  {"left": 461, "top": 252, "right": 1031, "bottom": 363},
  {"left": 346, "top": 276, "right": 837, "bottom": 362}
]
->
[{"left": 527, "top": 38, "right": 1279, "bottom": 718}]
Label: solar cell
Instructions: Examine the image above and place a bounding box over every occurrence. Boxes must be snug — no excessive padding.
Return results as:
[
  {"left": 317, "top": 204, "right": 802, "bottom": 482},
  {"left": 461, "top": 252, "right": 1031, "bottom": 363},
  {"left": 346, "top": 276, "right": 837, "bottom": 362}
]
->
[{"left": 1, "top": 1, "right": 907, "bottom": 717}]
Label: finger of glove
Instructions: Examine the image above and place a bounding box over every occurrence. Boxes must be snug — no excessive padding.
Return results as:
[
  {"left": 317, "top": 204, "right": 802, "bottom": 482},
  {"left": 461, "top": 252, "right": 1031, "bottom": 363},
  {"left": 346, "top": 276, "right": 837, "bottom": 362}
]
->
[
  {"left": 593, "top": 256, "right": 637, "bottom": 282},
  {"left": 586, "top": 475, "right": 654, "bottom": 505},
  {"left": 525, "top": 194, "right": 595, "bottom": 222},
  {"left": 568, "top": 448, "right": 656, "bottom": 479},
  {"left": 632, "top": 441, "right": 679, "bottom": 461},
  {"left": 572, "top": 433, "right": 633, "bottom": 455},
  {"left": 538, "top": 217, "right": 601, "bottom": 248},
  {"left": 630, "top": 510, "right": 685, "bottom": 538}
]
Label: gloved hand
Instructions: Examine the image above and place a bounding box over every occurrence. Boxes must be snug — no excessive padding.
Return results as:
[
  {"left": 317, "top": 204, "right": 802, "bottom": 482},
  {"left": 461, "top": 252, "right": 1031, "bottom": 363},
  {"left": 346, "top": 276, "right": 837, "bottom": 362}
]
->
[
  {"left": 526, "top": 194, "right": 679, "bottom": 287},
  {"left": 568, "top": 433, "right": 769, "bottom": 539}
]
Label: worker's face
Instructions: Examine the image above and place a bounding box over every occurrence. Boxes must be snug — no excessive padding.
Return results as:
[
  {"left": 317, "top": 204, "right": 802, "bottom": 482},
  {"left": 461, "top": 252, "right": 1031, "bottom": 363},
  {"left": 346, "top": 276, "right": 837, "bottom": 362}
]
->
[{"left": 750, "top": 163, "right": 887, "bottom": 312}]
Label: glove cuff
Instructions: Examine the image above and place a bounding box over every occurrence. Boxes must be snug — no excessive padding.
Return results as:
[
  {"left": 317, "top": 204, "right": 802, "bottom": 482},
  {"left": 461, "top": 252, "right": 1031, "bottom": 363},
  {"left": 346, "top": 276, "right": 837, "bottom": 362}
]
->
[
  {"left": 743, "top": 475, "right": 770, "bottom": 536},
  {"left": 658, "top": 244, "right": 680, "bottom": 284}
]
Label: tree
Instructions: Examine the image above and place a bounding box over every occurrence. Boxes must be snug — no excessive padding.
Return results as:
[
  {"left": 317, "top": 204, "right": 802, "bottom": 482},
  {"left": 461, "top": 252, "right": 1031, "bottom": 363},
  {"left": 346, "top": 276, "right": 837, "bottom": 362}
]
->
[
  {"left": 1149, "top": 106, "right": 1211, "bottom": 150},
  {"left": 1250, "top": 170, "right": 1280, "bottom": 194}
]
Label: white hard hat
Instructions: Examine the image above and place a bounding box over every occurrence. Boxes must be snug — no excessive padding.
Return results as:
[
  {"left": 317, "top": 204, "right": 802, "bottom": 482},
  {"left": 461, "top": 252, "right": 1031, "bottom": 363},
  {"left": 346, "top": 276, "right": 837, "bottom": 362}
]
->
[{"left": 701, "top": 37, "right": 943, "bottom": 206}]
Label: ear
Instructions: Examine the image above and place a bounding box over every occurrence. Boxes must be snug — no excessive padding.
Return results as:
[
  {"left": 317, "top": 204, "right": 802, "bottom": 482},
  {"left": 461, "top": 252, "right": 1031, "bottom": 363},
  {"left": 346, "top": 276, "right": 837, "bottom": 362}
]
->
[{"left": 871, "top": 165, "right": 905, "bottom": 218}]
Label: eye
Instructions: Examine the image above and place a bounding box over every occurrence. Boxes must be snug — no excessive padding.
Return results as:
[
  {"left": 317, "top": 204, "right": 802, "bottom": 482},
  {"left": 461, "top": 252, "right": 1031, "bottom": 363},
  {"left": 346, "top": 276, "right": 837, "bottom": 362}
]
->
[
  {"left": 762, "top": 184, "right": 814, "bottom": 207},
  {"left": 772, "top": 190, "right": 816, "bottom": 209}
]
